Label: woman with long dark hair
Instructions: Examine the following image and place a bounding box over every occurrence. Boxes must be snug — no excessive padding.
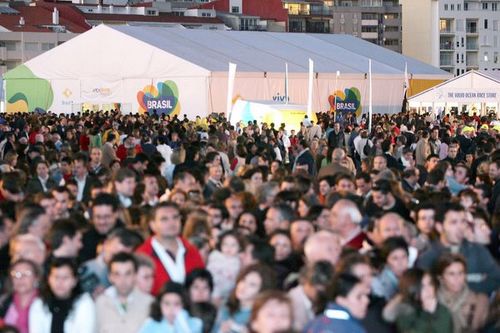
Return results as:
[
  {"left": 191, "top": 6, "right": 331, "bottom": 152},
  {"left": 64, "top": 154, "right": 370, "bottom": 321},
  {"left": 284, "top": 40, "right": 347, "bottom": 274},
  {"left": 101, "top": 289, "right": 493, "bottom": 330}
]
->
[{"left": 28, "top": 258, "right": 95, "bottom": 333}]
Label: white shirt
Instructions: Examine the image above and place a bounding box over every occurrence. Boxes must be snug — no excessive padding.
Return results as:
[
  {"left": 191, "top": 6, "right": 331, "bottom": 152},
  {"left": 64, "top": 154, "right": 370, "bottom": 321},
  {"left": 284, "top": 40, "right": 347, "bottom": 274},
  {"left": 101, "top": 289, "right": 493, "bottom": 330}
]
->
[
  {"left": 29, "top": 293, "right": 96, "bottom": 333},
  {"left": 75, "top": 174, "right": 87, "bottom": 202}
]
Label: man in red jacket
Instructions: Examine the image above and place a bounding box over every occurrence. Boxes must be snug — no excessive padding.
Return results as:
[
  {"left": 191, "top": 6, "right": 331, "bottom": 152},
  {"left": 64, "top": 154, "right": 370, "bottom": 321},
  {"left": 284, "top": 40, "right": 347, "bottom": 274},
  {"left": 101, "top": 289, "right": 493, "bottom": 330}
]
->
[{"left": 136, "top": 202, "right": 204, "bottom": 294}]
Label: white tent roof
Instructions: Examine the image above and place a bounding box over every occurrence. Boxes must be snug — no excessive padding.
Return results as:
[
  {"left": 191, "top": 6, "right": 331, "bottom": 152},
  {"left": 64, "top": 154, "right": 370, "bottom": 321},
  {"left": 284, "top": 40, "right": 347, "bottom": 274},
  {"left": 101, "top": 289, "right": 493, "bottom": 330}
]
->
[
  {"left": 5, "top": 24, "right": 449, "bottom": 80},
  {"left": 112, "top": 25, "right": 448, "bottom": 76},
  {"left": 409, "top": 70, "right": 500, "bottom": 103}
]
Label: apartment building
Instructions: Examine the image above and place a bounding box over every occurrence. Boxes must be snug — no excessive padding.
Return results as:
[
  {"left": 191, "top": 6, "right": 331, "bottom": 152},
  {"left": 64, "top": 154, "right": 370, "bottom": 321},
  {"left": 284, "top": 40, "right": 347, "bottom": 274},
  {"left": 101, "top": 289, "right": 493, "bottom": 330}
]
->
[
  {"left": 283, "top": 0, "right": 402, "bottom": 52},
  {"left": 331, "top": 0, "right": 401, "bottom": 52},
  {"left": 402, "top": 0, "right": 500, "bottom": 76}
]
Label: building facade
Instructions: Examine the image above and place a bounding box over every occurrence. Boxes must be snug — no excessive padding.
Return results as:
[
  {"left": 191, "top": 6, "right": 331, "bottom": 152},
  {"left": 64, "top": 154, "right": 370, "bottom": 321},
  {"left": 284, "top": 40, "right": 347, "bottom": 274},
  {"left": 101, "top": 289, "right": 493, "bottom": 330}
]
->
[
  {"left": 402, "top": 0, "right": 500, "bottom": 76},
  {"left": 331, "top": 0, "right": 401, "bottom": 53},
  {"left": 283, "top": 0, "right": 402, "bottom": 53},
  {"left": 0, "top": 0, "right": 227, "bottom": 76}
]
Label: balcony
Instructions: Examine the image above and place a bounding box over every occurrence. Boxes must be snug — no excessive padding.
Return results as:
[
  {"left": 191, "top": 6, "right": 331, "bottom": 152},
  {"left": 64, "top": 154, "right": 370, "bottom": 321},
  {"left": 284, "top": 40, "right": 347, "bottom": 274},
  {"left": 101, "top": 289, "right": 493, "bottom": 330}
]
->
[
  {"left": 440, "top": 40, "right": 454, "bottom": 51},
  {"left": 310, "top": 7, "right": 333, "bottom": 16},
  {"left": 288, "top": 9, "right": 310, "bottom": 15},
  {"left": 466, "top": 43, "right": 478, "bottom": 51},
  {"left": 362, "top": 19, "right": 379, "bottom": 26},
  {"left": 466, "top": 20, "right": 478, "bottom": 34},
  {"left": 440, "top": 54, "right": 453, "bottom": 66},
  {"left": 362, "top": 32, "right": 379, "bottom": 39},
  {"left": 440, "top": 28, "right": 454, "bottom": 34},
  {"left": 440, "top": 19, "right": 454, "bottom": 34}
]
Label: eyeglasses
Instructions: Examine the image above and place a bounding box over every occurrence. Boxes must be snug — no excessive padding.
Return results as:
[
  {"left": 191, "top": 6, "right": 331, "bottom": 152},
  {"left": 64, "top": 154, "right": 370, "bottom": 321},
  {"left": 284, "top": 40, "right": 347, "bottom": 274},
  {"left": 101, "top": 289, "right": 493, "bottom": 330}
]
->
[{"left": 10, "top": 271, "right": 33, "bottom": 279}]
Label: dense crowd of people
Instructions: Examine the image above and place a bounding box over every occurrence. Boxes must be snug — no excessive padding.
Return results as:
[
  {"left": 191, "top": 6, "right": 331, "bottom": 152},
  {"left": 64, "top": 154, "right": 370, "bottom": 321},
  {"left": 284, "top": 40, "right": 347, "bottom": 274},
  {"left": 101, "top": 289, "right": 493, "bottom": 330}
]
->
[{"left": 0, "top": 109, "right": 498, "bottom": 333}]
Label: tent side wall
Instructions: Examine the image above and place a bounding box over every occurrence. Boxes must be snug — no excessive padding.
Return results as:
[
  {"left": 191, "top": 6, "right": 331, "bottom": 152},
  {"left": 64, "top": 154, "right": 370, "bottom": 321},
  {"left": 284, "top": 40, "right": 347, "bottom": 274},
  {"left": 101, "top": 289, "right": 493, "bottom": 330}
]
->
[{"left": 210, "top": 72, "right": 412, "bottom": 116}]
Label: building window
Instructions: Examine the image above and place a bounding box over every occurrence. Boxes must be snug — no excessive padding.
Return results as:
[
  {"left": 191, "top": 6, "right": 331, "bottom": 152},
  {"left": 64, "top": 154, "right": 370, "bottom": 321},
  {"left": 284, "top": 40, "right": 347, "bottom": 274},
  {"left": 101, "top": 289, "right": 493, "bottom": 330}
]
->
[
  {"left": 457, "top": 4, "right": 461, "bottom": 10},
  {"left": 483, "top": 2, "right": 488, "bottom": 9},
  {"left": 444, "top": 4, "right": 448, "bottom": 10},
  {"left": 231, "top": 6, "right": 239, "bottom": 13},
  {"left": 456, "top": 53, "right": 460, "bottom": 63},
  {"left": 456, "top": 68, "right": 460, "bottom": 76},
  {"left": 484, "top": 19, "right": 488, "bottom": 29},
  {"left": 464, "top": 2, "right": 468, "bottom": 10},
  {"left": 5, "top": 41, "right": 16, "bottom": 51},
  {"left": 461, "top": 53, "right": 464, "bottom": 63},
  {"left": 361, "top": 26, "right": 377, "bottom": 32},
  {"left": 24, "top": 42, "right": 38, "bottom": 51},
  {"left": 493, "top": 3, "right": 498, "bottom": 11},
  {"left": 41, "top": 43, "right": 54, "bottom": 51},
  {"left": 461, "top": 37, "right": 464, "bottom": 47},
  {"left": 361, "top": 13, "right": 378, "bottom": 20},
  {"left": 450, "top": 4, "right": 454, "bottom": 10}
]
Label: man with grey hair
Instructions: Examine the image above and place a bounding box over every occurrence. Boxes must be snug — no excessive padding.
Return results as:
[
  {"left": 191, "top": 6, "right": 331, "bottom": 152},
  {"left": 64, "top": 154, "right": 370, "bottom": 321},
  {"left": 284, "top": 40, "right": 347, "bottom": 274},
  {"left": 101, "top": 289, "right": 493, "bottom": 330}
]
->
[
  {"left": 364, "top": 212, "right": 418, "bottom": 266},
  {"left": 317, "top": 148, "right": 351, "bottom": 179},
  {"left": 303, "top": 230, "right": 342, "bottom": 267},
  {"left": 10, "top": 233, "right": 47, "bottom": 266},
  {"left": 330, "top": 199, "right": 366, "bottom": 249}
]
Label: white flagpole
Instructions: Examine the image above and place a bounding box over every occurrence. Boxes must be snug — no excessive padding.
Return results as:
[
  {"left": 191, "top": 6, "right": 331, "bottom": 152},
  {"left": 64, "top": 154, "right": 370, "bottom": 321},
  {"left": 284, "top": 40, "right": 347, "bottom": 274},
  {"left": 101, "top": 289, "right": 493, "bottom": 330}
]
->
[
  {"left": 227, "top": 62, "right": 237, "bottom": 120},
  {"left": 404, "top": 62, "right": 409, "bottom": 97},
  {"left": 334, "top": 70, "right": 340, "bottom": 113},
  {"left": 368, "top": 59, "right": 373, "bottom": 132},
  {"left": 307, "top": 58, "right": 313, "bottom": 118},
  {"left": 285, "top": 62, "right": 289, "bottom": 105}
]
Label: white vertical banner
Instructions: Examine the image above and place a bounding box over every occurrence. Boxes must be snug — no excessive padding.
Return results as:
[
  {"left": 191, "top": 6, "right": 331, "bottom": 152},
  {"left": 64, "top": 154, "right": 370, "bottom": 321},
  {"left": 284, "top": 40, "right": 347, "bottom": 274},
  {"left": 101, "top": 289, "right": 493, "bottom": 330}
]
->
[
  {"left": 285, "top": 62, "right": 289, "bottom": 105},
  {"left": 368, "top": 59, "right": 373, "bottom": 132},
  {"left": 307, "top": 58, "right": 314, "bottom": 117},
  {"left": 227, "top": 62, "right": 237, "bottom": 117}
]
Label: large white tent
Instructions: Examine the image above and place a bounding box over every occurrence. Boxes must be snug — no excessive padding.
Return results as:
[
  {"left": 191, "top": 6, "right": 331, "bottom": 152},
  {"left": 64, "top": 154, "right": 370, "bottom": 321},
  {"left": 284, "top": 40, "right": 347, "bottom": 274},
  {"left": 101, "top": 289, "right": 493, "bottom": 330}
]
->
[
  {"left": 409, "top": 70, "right": 500, "bottom": 116},
  {"left": 3, "top": 24, "right": 451, "bottom": 117}
]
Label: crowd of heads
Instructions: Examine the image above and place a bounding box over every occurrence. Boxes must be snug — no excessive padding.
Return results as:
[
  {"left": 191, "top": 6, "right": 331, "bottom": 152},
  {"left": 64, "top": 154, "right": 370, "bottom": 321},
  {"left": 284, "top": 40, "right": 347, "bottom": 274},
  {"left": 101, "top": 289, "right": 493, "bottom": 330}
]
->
[{"left": 0, "top": 108, "right": 498, "bottom": 333}]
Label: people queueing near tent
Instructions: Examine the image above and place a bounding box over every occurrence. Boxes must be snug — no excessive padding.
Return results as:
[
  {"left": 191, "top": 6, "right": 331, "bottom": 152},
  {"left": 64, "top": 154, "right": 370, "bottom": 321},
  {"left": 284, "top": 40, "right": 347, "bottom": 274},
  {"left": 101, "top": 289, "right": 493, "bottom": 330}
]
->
[{"left": 0, "top": 108, "right": 498, "bottom": 333}]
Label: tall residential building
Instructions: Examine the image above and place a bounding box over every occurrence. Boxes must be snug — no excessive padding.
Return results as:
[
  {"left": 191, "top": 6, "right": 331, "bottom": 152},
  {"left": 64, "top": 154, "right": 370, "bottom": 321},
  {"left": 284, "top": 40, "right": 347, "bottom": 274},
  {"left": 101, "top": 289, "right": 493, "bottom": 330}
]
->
[
  {"left": 283, "top": 0, "right": 402, "bottom": 52},
  {"left": 402, "top": 0, "right": 500, "bottom": 76},
  {"left": 331, "top": 0, "right": 402, "bottom": 53}
]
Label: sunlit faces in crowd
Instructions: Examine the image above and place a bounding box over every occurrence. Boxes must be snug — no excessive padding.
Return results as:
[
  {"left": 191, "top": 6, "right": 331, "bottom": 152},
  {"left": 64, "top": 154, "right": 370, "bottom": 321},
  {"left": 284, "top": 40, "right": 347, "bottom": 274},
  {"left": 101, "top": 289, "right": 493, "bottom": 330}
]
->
[
  {"left": 185, "top": 269, "right": 213, "bottom": 303},
  {"left": 435, "top": 205, "right": 467, "bottom": 247},
  {"left": 249, "top": 291, "right": 293, "bottom": 333},
  {"left": 464, "top": 210, "right": 492, "bottom": 245},
  {"left": 414, "top": 204, "right": 436, "bottom": 236},
  {"left": 290, "top": 220, "right": 314, "bottom": 252},
  {"left": 269, "top": 231, "right": 293, "bottom": 262},
  {"left": 303, "top": 230, "right": 342, "bottom": 266},
  {"left": 331, "top": 274, "right": 371, "bottom": 320},
  {"left": 135, "top": 254, "right": 155, "bottom": 294},
  {"left": 224, "top": 195, "right": 244, "bottom": 224},
  {"left": 236, "top": 211, "right": 258, "bottom": 235}
]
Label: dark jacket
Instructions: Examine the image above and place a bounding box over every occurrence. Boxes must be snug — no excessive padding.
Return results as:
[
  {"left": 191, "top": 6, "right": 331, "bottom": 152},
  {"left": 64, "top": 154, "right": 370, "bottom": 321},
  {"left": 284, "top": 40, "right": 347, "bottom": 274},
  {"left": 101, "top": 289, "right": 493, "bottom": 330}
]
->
[
  {"left": 305, "top": 303, "right": 366, "bottom": 333},
  {"left": 328, "top": 130, "right": 346, "bottom": 149},
  {"left": 79, "top": 219, "right": 125, "bottom": 263},
  {"left": 69, "top": 174, "right": 100, "bottom": 204},
  {"left": 416, "top": 240, "right": 500, "bottom": 295},
  {"left": 395, "top": 303, "right": 453, "bottom": 333},
  {"left": 25, "top": 177, "right": 57, "bottom": 195},
  {"left": 295, "top": 149, "right": 316, "bottom": 176}
]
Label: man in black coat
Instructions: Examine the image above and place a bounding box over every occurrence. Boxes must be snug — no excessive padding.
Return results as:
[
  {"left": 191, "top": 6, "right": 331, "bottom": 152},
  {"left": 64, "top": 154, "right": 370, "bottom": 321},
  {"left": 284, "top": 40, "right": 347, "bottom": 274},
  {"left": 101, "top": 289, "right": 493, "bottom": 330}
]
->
[{"left": 293, "top": 139, "right": 316, "bottom": 176}]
